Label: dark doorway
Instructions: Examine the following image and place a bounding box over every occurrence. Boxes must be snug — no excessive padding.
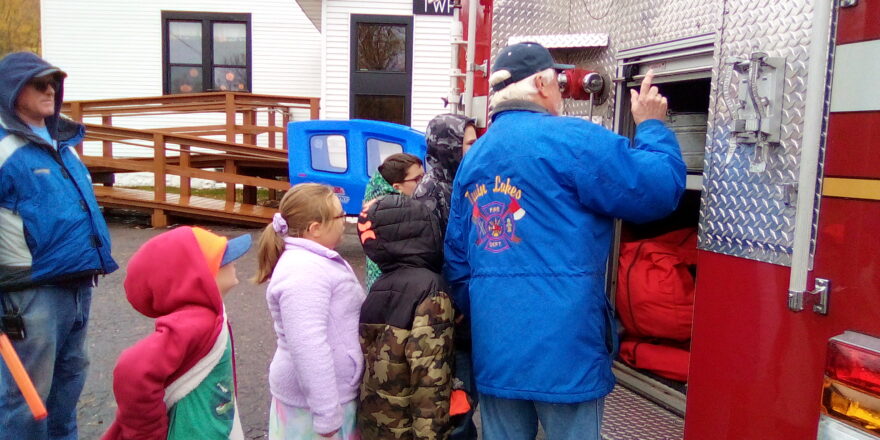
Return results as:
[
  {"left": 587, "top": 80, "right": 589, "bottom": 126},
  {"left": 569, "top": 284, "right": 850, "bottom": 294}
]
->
[{"left": 350, "top": 14, "right": 413, "bottom": 126}]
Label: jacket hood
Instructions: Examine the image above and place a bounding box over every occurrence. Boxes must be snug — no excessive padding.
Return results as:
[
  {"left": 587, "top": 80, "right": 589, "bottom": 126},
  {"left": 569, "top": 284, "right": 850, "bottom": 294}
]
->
[
  {"left": 358, "top": 195, "right": 443, "bottom": 273},
  {"left": 124, "top": 227, "right": 225, "bottom": 319},
  {"left": 423, "top": 114, "right": 474, "bottom": 184},
  {"left": 364, "top": 171, "right": 398, "bottom": 203},
  {"left": 0, "top": 52, "right": 68, "bottom": 140}
]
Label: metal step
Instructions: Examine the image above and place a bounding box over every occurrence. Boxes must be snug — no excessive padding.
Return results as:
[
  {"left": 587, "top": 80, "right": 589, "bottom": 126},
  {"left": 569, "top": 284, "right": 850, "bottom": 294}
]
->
[{"left": 602, "top": 385, "right": 684, "bottom": 440}]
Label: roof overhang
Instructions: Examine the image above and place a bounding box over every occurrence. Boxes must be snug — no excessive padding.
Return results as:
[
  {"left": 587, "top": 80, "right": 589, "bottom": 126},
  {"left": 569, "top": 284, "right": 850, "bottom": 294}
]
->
[{"left": 295, "top": 0, "right": 322, "bottom": 32}]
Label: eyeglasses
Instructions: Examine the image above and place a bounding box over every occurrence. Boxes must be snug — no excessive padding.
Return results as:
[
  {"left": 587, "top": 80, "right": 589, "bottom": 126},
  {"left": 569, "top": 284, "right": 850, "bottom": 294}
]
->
[
  {"left": 28, "top": 76, "right": 56, "bottom": 93},
  {"left": 401, "top": 173, "right": 425, "bottom": 184},
  {"left": 333, "top": 212, "right": 346, "bottom": 220}
]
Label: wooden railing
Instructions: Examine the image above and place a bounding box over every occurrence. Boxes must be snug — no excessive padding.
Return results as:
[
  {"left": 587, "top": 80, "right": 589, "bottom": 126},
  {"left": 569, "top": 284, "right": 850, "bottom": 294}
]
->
[
  {"left": 62, "top": 92, "right": 320, "bottom": 152},
  {"left": 61, "top": 93, "right": 320, "bottom": 226}
]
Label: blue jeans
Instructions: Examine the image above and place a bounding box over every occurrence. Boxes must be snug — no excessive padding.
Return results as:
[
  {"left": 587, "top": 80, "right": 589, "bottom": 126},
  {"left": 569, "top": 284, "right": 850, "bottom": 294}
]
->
[
  {"left": 450, "top": 350, "right": 478, "bottom": 440},
  {"left": 0, "top": 285, "right": 92, "bottom": 440},
  {"left": 480, "top": 394, "right": 604, "bottom": 440}
]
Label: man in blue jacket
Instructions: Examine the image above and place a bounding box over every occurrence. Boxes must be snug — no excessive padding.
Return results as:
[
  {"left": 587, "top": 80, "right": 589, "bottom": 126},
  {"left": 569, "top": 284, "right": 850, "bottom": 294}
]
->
[
  {"left": 444, "top": 42, "right": 685, "bottom": 439},
  {"left": 0, "top": 52, "right": 118, "bottom": 440}
]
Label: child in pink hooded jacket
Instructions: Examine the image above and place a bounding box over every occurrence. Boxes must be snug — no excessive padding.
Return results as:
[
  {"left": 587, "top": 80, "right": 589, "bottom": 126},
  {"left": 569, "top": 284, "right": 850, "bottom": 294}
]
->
[{"left": 103, "top": 226, "right": 252, "bottom": 440}]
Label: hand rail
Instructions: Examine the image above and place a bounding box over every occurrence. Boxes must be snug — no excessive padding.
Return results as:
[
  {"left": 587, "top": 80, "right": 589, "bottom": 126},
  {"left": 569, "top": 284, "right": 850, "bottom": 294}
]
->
[{"left": 62, "top": 92, "right": 318, "bottom": 226}]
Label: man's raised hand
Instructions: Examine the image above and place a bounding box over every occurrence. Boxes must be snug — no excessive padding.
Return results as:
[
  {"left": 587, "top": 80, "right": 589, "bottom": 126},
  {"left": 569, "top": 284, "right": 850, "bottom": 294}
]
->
[{"left": 630, "top": 69, "right": 668, "bottom": 125}]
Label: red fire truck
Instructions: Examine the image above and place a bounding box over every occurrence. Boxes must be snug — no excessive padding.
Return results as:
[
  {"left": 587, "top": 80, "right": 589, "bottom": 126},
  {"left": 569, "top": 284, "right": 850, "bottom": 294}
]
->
[{"left": 447, "top": 0, "right": 880, "bottom": 439}]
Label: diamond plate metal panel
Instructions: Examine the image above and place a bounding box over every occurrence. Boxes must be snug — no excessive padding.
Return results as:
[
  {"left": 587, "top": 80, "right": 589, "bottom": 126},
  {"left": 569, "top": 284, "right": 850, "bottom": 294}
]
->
[
  {"left": 493, "top": 0, "right": 720, "bottom": 126},
  {"left": 698, "top": 0, "right": 818, "bottom": 266},
  {"left": 507, "top": 32, "right": 609, "bottom": 48},
  {"left": 601, "top": 386, "right": 684, "bottom": 440},
  {"left": 491, "top": 0, "right": 831, "bottom": 266}
]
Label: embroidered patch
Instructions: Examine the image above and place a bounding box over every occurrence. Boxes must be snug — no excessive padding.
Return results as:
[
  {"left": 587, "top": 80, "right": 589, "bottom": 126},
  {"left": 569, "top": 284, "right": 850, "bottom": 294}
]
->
[{"left": 466, "top": 176, "right": 527, "bottom": 253}]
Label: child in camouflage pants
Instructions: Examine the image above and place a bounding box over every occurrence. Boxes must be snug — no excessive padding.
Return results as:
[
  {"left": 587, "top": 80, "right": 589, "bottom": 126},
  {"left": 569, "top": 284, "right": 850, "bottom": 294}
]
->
[{"left": 357, "top": 194, "right": 455, "bottom": 439}]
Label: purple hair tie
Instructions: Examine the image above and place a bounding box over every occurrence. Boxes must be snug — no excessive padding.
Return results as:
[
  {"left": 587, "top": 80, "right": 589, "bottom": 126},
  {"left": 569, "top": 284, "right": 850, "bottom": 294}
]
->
[{"left": 272, "top": 212, "right": 288, "bottom": 236}]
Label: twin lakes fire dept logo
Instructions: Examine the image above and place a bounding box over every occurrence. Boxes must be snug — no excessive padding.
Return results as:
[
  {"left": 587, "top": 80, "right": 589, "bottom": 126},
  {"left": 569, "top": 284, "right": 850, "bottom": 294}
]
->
[{"left": 466, "top": 176, "right": 526, "bottom": 253}]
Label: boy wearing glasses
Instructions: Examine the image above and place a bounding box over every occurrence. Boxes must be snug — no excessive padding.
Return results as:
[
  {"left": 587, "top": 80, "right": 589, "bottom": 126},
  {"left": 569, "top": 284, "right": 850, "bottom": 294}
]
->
[
  {"left": 0, "top": 52, "right": 118, "bottom": 439},
  {"left": 361, "top": 152, "right": 424, "bottom": 289}
]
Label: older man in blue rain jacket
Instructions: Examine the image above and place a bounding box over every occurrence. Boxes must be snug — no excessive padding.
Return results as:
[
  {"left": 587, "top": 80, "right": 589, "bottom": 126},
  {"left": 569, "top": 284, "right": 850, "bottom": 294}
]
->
[
  {"left": 0, "top": 52, "right": 118, "bottom": 440},
  {"left": 444, "top": 42, "right": 686, "bottom": 440}
]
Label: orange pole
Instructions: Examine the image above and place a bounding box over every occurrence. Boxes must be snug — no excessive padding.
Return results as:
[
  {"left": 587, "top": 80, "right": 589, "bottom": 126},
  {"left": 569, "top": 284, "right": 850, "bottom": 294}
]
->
[{"left": 0, "top": 333, "right": 47, "bottom": 420}]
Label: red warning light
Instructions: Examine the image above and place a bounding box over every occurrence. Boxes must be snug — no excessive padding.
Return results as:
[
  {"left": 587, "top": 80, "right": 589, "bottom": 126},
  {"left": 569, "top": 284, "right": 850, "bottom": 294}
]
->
[{"left": 826, "top": 338, "right": 880, "bottom": 397}]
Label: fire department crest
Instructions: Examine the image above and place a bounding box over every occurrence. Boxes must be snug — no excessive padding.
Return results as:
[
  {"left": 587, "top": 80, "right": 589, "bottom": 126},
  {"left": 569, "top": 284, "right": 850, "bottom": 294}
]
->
[{"left": 467, "top": 176, "right": 526, "bottom": 253}]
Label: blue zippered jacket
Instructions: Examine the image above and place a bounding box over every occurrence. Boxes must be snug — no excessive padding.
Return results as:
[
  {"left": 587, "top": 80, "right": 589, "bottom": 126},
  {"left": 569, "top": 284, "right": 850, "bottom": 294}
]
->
[
  {"left": 444, "top": 100, "right": 686, "bottom": 403},
  {"left": 0, "top": 52, "right": 118, "bottom": 291}
]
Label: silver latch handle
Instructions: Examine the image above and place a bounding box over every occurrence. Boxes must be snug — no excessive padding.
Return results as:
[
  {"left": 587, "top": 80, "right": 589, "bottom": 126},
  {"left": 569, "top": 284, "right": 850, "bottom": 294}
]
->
[{"left": 788, "top": 278, "right": 830, "bottom": 315}]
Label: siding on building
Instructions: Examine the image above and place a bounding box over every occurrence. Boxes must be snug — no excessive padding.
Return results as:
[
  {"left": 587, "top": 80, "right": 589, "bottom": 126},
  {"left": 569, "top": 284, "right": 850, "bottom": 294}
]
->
[
  {"left": 41, "top": 0, "right": 322, "bottom": 100},
  {"left": 39, "top": 0, "right": 453, "bottom": 178},
  {"left": 323, "top": 0, "right": 454, "bottom": 132},
  {"left": 42, "top": 0, "right": 321, "bottom": 165},
  {"left": 411, "top": 14, "right": 455, "bottom": 132}
]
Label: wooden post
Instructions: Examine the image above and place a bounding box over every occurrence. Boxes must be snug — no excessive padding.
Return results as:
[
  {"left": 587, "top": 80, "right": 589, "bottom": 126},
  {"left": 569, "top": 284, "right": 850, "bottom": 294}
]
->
[
  {"left": 225, "top": 93, "right": 236, "bottom": 143},
  {"left": 242, "top": 185, "right": 257, "bottom": 205},
  {"left": 101, "top": 115, "right": 113, "bottom": 156},
  {"left": 282, "top": 110, "right": 290, "bottom": 151},
  {"left": 153, "top": 133, "right": 167, "bottom": 202},
  {"left": 242, "top": 110, "right": 258, "bottom": 204},
  {"left": 225, "top": 158, "right": 237, "bottom": 204},
  {"left": 101, "top": 115, "right": 114, "bottom": 187},
  {"left": 70, "top": 102, "right": 84, "bottom": 156},
  {"left": 309, "top": 98, "right": 320, "bottom": 120},
  {"left": 268, "top": 106, "right": 276, "bottom": 149},
  {"left": 244, "top": 109, "right": 257, "bottom": 145},
  {"left": 152, "top": 133, "right": 168, "bottom": 228},
  {"left": 180, "top": 144, "right": 191, "bottom": 199},
  {"left": 151, "top": 210, "right": 168, "bottom": 228}
]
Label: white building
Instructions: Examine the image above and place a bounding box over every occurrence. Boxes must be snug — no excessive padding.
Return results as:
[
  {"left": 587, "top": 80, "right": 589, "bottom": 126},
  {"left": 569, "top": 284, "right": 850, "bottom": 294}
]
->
[{"left": 41, "top": 0, "right": 456, "bottom": 133}]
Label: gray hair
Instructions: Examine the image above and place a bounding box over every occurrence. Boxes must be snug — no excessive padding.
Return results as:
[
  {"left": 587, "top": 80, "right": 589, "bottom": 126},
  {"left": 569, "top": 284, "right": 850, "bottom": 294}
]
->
[{"left": 489, "top": 68, "right": 556, "bottom": 108}]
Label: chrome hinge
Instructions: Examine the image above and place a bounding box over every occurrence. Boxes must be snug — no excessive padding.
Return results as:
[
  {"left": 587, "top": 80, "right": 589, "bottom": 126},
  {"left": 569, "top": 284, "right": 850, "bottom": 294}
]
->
[
  {"left": 841, "top": 0, "right": 858, "bottom": 8},
  {"left": 472, "top": 60, "right": 488, "bottom": 75},
  {"left": 788, "top": 278, "right": 831, "bottom": 315}
]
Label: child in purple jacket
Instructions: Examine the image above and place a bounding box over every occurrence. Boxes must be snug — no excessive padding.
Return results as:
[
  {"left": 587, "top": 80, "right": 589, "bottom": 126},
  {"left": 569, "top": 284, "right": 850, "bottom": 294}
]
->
[{"left": 254, "top": 183, "right": 366, "bottom": 439}]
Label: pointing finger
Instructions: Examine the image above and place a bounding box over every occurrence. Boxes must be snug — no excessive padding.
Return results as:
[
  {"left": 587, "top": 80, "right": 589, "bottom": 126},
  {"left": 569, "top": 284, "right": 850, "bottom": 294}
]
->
[{"left": 640, "top": 69, "right": 654, "bottom": 97}]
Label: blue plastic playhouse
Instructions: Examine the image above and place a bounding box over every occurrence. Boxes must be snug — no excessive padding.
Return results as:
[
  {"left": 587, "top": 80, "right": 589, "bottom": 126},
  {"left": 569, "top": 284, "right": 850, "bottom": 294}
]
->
[{"left": 287, "top": 119, "right": 427, "bottom": 214}]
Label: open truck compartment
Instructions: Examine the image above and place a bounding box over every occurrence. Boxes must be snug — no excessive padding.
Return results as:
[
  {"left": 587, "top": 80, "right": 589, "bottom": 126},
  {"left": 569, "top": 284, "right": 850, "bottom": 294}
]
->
[{"left": 605, "top": 38, "right": 714, "bottom": 417}]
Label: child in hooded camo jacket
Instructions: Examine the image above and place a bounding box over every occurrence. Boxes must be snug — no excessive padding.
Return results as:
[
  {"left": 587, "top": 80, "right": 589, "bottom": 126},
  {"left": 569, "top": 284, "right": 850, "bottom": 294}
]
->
[{"left": 357, "top": 194, "right": 455, "bottom": 440}]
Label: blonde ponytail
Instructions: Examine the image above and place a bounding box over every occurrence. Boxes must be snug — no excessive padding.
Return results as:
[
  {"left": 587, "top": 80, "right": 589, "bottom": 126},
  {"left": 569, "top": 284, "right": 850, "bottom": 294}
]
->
[
  {"left": 253, "top": 183, "right": 338, "bottom": 283},
  {"left": 253, "top": 223, "right": 284, "bottom": 284}
]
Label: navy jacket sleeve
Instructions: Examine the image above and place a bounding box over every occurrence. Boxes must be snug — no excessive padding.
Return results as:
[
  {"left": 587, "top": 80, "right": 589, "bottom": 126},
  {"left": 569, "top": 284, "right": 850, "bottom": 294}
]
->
[
  {"left": 567, "top": 118, "right": 686, "bottom": 223},
  {"left": 443, "top": 176, "right": 471, "bottom": 317}
]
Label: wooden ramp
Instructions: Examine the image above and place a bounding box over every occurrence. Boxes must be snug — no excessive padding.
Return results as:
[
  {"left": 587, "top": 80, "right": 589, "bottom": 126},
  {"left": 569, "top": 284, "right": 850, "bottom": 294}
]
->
[
  {"left": 94, "top": 187, "right": 276, "bottom": 227},
  {"left": 62, "top": 92, "right": 320, "bottom": 227}
]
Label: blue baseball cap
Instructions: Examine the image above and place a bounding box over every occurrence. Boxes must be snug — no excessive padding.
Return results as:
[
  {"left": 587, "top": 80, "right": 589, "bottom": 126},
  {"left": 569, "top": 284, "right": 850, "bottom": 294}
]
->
[
  {"left": 221, "top": 234, "right": 252, "bottom": 266},
  {"left": 491, "top": 42, "right": 574, "bottom": 92}
]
